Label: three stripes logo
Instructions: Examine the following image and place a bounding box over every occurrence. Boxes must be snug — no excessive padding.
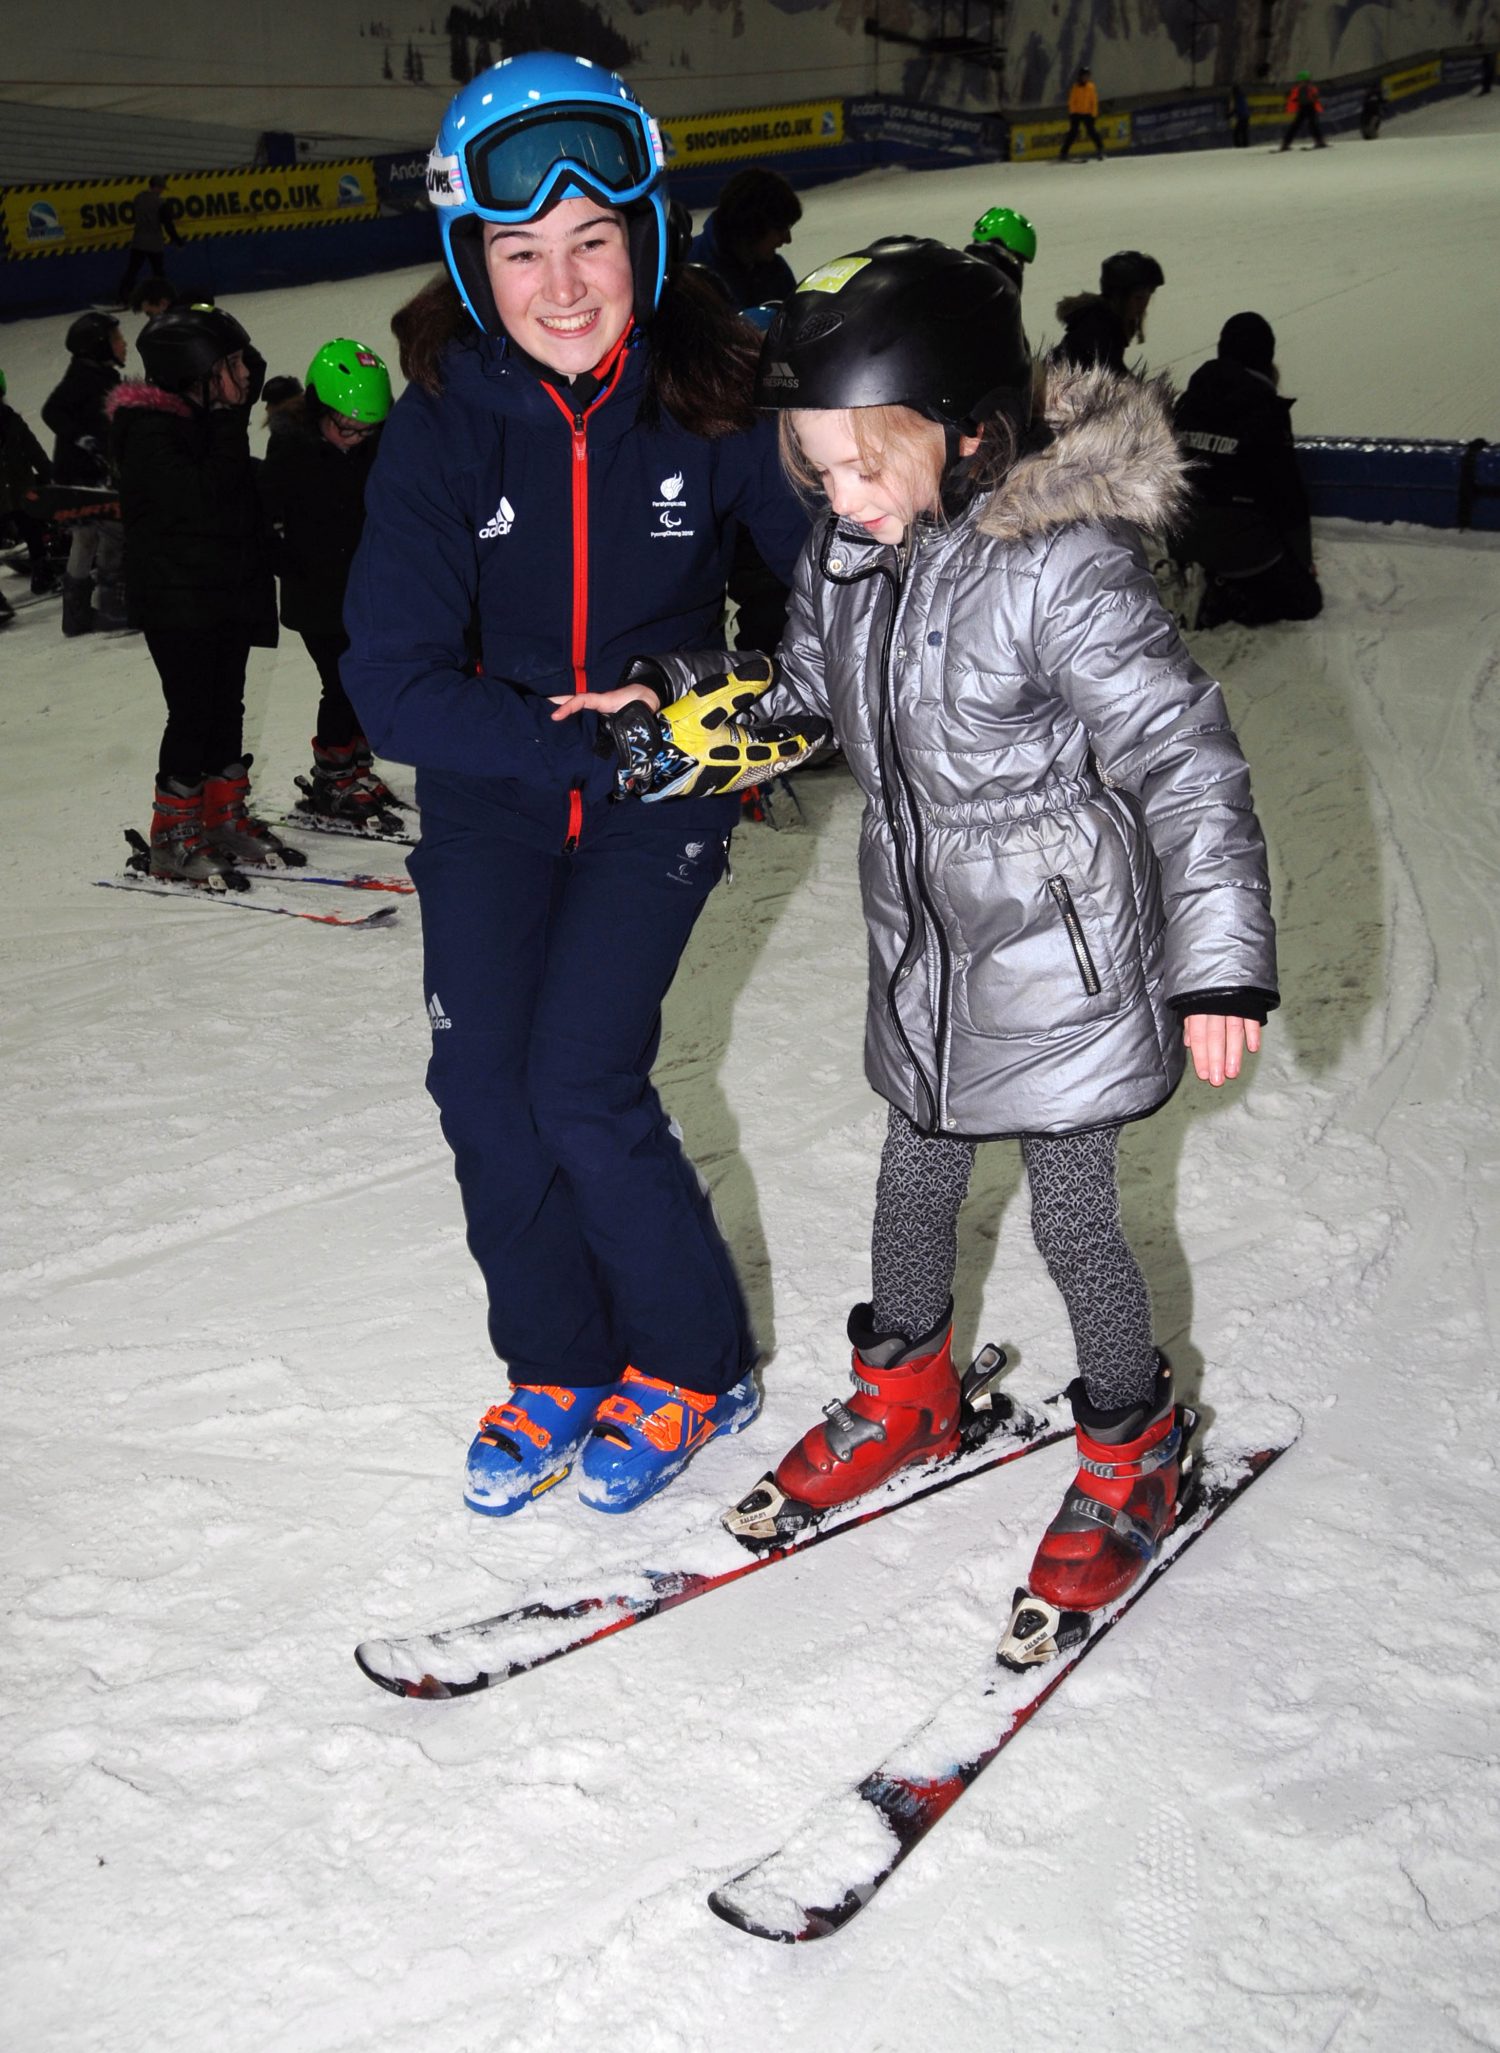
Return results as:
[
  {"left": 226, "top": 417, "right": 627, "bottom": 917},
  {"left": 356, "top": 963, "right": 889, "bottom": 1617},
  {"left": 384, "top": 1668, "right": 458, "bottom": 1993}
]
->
[
  {"left": 428, "top": 992, "right": 451, "bottom": 1030},
  {"left": 478, "top": 496, "right": 515, "bottom": 539}
]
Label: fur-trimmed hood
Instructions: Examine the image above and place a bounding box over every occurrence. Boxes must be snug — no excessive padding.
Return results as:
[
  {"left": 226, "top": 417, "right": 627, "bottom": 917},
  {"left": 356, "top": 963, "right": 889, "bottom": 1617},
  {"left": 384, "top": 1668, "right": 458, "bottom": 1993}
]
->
[
  {"left": 104, "top": 381, "right": 196, "bottom": 420},
  {"left": 978, "top": 364, "right": 1188, "bottom": 545}
]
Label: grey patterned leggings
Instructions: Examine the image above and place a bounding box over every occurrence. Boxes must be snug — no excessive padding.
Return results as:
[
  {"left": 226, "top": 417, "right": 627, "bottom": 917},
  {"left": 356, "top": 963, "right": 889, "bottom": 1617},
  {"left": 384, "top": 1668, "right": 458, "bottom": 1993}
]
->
[{"left": 870, "top": 1106, "right": 1158, "bottom": 1410}]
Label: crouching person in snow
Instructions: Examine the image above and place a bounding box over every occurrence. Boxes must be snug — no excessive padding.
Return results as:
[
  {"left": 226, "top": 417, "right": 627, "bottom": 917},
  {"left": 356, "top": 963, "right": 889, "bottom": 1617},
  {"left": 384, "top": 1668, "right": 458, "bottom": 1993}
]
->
[
  {"left": 341, "top": 54, "right": 812, "bottom": 1516},
  {"left": 615, "top": 239, "right": 1278, "bottom": 1646},
  {"left": 1172, "top": 311, "right": 1323, "bottom": 629},
  {"left": 109, "top": 305, "right": 300, "bottom": 884}
]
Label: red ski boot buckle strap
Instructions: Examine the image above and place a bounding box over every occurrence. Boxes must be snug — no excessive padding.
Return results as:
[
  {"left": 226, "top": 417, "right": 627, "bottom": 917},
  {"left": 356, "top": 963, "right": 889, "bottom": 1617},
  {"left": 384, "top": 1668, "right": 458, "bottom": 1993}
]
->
[
  {"left": 1054, "top": 1488, "right": 1163, "bottom": 1559},
  {"left": 1076, "top": 1416, "right": 1181, "bottom": 1482},
  {"left": 819, "top": 1396, "right": 889, "bottom": 1463}
]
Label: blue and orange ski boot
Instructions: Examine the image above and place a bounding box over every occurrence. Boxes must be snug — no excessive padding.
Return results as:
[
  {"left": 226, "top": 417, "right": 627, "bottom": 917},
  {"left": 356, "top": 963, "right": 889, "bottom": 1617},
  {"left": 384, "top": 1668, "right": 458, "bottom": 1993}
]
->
[
  {"left": 578, "top": 1366, "right": 761, "bottom": 1513},
  {"left": 463, "top": 1380, "right": 620, "bottom": 1515}
]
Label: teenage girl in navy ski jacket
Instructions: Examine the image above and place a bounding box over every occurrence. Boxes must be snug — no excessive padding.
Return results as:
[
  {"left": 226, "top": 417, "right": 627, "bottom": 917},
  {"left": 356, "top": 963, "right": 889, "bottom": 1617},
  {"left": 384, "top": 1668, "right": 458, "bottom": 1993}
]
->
[{"left": 342, "top": 54, "right": 810, "bottom": 1518}]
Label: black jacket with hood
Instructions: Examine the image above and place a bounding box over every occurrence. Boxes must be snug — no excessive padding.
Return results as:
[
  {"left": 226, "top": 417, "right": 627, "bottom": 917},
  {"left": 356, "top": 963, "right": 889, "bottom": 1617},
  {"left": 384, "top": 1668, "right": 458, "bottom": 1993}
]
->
[{"left": 106, "top": 381, "right": 277, "bottom": 641}]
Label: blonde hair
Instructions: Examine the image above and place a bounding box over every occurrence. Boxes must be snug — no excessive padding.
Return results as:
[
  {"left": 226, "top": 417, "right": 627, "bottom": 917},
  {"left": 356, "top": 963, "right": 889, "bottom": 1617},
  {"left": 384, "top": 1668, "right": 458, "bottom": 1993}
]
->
[{"left": 778, "top": 403, "right": 1019, "bottom": 518}]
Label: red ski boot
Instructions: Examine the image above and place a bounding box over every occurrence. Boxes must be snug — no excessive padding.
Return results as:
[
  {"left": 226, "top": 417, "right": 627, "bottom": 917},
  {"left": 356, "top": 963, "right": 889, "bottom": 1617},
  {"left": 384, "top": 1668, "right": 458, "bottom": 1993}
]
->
[
  {"left": 147, "top": 777, "right": 240, "bottom": 887},
  {"left": 204, "top": 757, "right": 307, "bottom": 869},
  {"left": 725, "top": 1305, "right": 961, "bottom": 1545},
  {"left": 295, "top": 739, "right": 402, "bottom": 830},
  {"left": 999, "top": 1358, "right": 1193, "bottom": 1668}
]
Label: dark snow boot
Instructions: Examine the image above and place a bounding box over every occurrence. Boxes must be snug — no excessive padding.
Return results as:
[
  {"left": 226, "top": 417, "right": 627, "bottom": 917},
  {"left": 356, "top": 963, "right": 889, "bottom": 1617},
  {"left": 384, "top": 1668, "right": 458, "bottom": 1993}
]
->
[
  {"left": 93, "top": 580, "right": 132, "bottom": 632},
  {"left": 203, "top": 757, "right": 307, "bottom": 868},
  {"left": 60, "top": 575, "right": 95, "bottom": 638}
]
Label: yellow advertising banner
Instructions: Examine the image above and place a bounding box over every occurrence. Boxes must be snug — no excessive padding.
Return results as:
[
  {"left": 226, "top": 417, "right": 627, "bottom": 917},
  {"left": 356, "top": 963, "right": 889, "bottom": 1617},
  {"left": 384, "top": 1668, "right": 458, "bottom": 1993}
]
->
[
  {"left": 3, "top": 161, "right": 378, "bottom": 259},
  {"left": 659, "top": 100, "right": 844, "bottom": 169},
  {"left": 1008, "top": 111, "right": 1132, "bottom": 161},
  {"left": 1383, "top": 59, "right": 1441, "bottom": 100}
]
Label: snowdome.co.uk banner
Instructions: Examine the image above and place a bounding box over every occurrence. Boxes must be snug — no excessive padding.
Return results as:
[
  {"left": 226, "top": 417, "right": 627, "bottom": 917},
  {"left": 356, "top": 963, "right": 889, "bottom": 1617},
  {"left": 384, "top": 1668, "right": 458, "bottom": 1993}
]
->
[{"left": 2, "top": 161, "right": 378, "bottom": 260}]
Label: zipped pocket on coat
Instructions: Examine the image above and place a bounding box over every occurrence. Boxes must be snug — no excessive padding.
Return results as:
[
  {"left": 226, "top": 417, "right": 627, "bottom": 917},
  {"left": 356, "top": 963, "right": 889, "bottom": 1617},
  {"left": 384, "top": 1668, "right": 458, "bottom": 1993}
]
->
[{"left": 1045, "top": 876, "right": 1103, "bottom": 997}]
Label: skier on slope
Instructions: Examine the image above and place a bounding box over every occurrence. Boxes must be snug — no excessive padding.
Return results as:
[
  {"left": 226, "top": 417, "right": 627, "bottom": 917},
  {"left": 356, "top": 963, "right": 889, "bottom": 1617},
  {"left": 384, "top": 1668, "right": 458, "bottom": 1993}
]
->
[
  {"left": 1280, "top": 72, "right": 1328, "bottom": 150},
  {"left": 607, "top": 238, "right": 1278, "bottom": 1636},
  {"left": 1059, "top": 65, "right": 1106, "bottom": 160},
  {"left": 260, "top": 338, "right": 403, "bottom": 826},
  {"left": 341, "top": 53, "right": 815, "bottom": 1517}
]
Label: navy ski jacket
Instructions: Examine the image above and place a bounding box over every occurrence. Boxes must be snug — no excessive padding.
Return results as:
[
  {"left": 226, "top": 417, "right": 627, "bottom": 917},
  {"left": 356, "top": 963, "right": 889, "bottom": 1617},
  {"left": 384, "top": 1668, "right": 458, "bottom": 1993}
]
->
[{"left": 343, "top": 330, "right": 809, "bottom": 842}]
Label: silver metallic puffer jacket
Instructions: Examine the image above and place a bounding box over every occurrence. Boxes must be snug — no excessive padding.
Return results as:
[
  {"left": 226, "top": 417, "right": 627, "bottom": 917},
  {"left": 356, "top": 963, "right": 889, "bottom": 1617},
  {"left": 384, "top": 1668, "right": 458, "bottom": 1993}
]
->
[{"left": 758, "top": 364, "right": 1279, "bottom": 1139}]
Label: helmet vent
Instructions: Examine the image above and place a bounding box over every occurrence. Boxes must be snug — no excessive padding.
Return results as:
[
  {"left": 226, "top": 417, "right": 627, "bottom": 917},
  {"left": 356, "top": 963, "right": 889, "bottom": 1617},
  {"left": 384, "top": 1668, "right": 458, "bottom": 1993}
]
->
[{"left": 791, "top": 309, "right": 843, "bottom": 345}]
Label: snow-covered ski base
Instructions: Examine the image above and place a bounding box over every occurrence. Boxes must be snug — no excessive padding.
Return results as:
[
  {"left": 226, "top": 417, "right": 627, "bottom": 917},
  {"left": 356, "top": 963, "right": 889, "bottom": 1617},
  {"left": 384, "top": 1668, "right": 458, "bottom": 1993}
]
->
[
  {"left": 709, "top": 1415, "right": 1299, "bottom": 1943},
  {"left": 354, "top": 1361, "right": 1069, "bottom": 1698}
]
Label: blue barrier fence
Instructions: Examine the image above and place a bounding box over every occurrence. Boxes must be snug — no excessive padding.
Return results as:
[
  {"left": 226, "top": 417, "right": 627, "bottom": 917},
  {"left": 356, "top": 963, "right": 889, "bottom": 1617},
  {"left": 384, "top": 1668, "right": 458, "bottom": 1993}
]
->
[{"left": 1297, "top": 438, "right": 1500, "bottom": 532}]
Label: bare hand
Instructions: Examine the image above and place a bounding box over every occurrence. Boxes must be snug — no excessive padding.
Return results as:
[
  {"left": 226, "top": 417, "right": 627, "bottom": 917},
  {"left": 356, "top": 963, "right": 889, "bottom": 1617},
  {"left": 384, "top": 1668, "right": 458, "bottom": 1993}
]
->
[
  {"left": 1183, "top": 1014, "right": 1262, "bottom": 1087},
  {"left": 550, "top": 682, "right": 662, "bottom": 723}
]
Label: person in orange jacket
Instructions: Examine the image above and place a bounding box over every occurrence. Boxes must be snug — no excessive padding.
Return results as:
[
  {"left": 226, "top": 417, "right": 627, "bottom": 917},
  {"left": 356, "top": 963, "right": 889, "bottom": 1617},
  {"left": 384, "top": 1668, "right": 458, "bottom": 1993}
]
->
[
  {"left": 1280, "top": 72, "right": 1328, "bottom": 150},
  {"left": 1060, "top": 65, "right": 1105, "bottom": 160}
]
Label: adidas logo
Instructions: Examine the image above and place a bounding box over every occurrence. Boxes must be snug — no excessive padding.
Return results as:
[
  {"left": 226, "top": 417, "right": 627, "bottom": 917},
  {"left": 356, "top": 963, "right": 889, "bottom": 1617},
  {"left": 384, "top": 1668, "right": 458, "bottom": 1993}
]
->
[
  {"left": 428, "top": 991, "right": 452, "bottom": 1030},
  {"left": 478, "top": 495, "right": 515, "bottom": 539}
]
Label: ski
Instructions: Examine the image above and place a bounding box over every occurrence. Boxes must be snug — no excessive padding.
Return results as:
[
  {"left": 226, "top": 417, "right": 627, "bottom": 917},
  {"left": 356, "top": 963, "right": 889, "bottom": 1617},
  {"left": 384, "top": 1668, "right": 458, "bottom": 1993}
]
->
[
  {"left": 707, "top": 1422, "right": 1298, "bottom": 1942},
  {"left": 268, "top": 867, "right": 412, "bottom": 894},
  {"left": 119, "top": 826, "right": 411, "bottom": 894},
  {"left": 265, "top": 808, "right": 420, "bottom": 848},
  {"left": 93, "top": 875, "right": 398, "bottom": 928},
  {"left": 354, "top": 1348, "right": 1071, "bottom": 1700}
]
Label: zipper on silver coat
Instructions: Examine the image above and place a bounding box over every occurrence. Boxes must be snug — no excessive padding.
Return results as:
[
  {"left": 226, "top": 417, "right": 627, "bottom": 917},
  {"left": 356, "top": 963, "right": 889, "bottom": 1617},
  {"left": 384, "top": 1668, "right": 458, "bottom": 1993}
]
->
[{"left": 1046, "top": 876, "right": 1103, "bottom": 996}]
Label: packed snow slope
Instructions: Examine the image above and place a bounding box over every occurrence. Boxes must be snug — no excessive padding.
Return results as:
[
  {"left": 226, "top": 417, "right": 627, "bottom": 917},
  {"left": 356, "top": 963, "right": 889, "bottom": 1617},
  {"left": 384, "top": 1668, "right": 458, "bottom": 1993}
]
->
[{"left": 2, "top": 88, "right": 1497, "bottom": 2053}]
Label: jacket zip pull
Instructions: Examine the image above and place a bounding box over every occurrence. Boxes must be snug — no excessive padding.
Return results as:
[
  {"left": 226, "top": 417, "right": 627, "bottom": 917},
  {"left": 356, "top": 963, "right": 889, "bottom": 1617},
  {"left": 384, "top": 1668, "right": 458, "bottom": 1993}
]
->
[
  {"left": 1046, "top": 876, "right": 1103, "bottom": 997},
  {"left": 564, "top": 781, "right": 583, "bottom": 854}
]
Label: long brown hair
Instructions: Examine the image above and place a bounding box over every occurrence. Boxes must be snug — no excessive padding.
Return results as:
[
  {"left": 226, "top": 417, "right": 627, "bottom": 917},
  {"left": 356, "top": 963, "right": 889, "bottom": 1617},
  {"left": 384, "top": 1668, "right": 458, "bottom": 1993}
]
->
[{"left": 389, "top": 263, "right": 763, "bottom": 440}]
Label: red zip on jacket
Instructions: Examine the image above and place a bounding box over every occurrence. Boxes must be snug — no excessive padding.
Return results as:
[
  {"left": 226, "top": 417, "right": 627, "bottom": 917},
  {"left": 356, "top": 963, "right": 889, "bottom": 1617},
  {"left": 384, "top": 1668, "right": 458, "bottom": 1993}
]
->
[{"left": 541, "top": 326, "right": 633, "bottom": 851}]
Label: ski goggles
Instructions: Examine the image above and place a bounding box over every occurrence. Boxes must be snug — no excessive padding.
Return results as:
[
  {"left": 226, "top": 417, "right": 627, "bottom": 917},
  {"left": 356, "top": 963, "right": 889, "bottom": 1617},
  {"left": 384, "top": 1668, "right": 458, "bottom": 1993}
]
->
[{"left": 442, "top": 103, "right": 664, "bottom": 222}]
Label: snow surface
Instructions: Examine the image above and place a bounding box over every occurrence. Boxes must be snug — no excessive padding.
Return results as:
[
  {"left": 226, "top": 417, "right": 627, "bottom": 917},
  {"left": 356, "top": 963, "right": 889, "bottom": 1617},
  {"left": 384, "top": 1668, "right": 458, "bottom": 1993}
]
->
[{"left": 3, "top": 90, "right": 1499, "bottom": 2053}]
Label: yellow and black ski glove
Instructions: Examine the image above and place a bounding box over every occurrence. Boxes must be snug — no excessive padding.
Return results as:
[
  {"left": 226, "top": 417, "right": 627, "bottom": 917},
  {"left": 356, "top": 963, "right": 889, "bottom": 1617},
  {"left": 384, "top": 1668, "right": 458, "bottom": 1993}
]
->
[{"left": 604, "top": 655, "right": 832, "bottom": 802}]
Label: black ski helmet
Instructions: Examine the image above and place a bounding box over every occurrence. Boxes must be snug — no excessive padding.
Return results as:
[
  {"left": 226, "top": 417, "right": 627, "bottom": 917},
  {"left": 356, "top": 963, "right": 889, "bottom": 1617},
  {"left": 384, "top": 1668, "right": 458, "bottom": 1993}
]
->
[
  {"left": 1099, "top": 250, "right": 1164, "bottom": 298},
  {"left": 754, "top": 237, "right": 1031, "bottom": 441},
  {"left": 65, "top": 311, "right": 122, "bottom": 363},
  {"left": 138, "top": 304, "right": 252, "bottom": 392}
]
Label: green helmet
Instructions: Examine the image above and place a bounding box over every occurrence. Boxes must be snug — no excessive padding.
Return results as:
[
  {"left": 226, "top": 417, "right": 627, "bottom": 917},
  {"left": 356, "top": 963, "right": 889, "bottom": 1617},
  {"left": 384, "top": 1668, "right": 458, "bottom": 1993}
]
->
[
  {"left": 971, "top": 206, "right": 1037, "bottom": 265},
  {"left": 306, "top": 338, "right": 392, "bottom": 424}
]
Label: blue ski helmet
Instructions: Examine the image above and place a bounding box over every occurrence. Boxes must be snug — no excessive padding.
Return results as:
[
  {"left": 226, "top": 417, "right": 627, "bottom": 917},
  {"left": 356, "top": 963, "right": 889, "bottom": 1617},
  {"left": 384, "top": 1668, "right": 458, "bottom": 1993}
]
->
[{"left": 425, "top": 51, "right": 669, "bottom": 337}]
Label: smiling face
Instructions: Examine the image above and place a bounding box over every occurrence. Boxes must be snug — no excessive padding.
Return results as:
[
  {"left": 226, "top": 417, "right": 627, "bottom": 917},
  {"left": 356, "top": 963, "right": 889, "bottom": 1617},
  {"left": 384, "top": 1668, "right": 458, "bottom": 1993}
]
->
[
  {"left": 483, "top": 196, "right": 634, "bottom": 375},
  {"left": 789, "top": 407, "right": 950, "bottom": 546}
]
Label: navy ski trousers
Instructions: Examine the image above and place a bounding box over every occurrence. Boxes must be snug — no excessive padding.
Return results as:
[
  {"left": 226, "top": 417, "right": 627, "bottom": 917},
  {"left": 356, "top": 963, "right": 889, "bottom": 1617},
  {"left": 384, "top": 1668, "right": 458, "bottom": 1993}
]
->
[{"left": 408, "top": 769, "right": 755, "bottom": 1394}]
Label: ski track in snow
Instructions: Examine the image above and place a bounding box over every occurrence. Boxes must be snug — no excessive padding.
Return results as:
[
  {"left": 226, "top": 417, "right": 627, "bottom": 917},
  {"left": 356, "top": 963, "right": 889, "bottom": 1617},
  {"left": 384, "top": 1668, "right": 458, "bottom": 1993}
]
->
[{"left": 3, "top": 91, "right": 1499, "bottom": 2053}]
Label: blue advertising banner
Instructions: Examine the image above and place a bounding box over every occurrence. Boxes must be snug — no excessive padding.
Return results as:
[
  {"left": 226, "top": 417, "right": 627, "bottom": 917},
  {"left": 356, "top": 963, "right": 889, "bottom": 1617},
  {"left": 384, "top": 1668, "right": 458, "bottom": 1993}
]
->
[{"left": 845, "top": 97, "right": 1007, "bottom": 163}]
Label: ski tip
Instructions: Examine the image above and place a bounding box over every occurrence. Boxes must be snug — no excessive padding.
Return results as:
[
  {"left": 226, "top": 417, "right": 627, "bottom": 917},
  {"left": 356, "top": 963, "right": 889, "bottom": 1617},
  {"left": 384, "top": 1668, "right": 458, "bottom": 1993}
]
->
[
  {"left": 707, "top": 1873, "right": 866, "bottom": 1943},
  {"left": 706, "top": 1892, "right": 799, "bottom": 1943},
  {"left": 354, "top": 1641, "right": 457, "bottom": 1700}
]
